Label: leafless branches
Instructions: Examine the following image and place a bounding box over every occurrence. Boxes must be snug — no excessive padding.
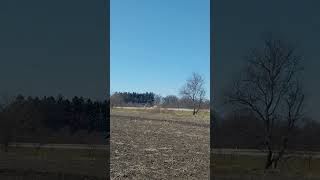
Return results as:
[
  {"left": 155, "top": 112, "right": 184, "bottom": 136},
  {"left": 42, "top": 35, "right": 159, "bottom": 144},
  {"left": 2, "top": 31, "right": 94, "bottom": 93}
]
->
[
  {"left": 180, "top": 72, "right": 206, "bottom": 115},
  {"left": 227, "top": 37, "right": 305, "bottom": 169}
]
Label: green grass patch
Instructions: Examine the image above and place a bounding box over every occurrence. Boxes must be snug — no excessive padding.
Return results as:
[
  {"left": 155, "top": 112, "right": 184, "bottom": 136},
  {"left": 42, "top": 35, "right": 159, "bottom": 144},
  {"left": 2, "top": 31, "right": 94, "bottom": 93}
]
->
[
  {"left": 212, "top": 153, "right": 320, "bottom": 178},
  {"left": 2, "top": 146, "right": 107, "bottom": 161}
]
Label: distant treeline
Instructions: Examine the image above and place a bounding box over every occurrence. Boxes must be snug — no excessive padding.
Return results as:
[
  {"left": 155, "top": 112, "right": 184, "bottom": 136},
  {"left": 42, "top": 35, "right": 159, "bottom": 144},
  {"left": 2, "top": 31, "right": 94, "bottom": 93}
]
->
[
  {"left": 110, "top": 91, "right": 210, "bottom": 109},
  {"left": 111, "top": 92, "right": 155, "bottom": 106},
  {"left": 0, "top": 94, "right": 109, "bottom": 147},
  {"left": 212, "top": 109, "right": 320, "bottom": 151},
  {"left": 159, "top": 95, "right": 210, "bottom": 109}
]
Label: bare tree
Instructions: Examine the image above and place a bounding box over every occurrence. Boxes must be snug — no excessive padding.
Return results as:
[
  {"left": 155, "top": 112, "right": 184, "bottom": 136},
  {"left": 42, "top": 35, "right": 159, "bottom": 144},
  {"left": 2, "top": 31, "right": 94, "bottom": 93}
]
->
[
  {"left": 162, "top": 95, "right": 180, "bottom": 108},
  {"left": 180, "top": 72, "right": 206, "bottom": 115},
  {"left": 110, "top": 93, "right": 124, "bottom": 108},
  {"left": 0, "top": 112, "right": 15, "bottom": 152},
  {"left": 153, "top": 94, "right": 163, "bottom": 107},
  {"left": 0, "top": 95, "right": 16, "bottom": 152},
  {"left": 226, "top": 37, "right": 305, "bottom": 169},
  {"left": 178, "top": 96, "right": 193, "bottom": 109}
]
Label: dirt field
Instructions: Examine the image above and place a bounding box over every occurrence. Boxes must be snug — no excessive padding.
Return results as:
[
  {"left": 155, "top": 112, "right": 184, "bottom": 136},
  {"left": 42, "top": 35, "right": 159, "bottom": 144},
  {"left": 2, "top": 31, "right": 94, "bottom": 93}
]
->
[{"left": 110, "top": 109, "right": 210, "bottom": 179}]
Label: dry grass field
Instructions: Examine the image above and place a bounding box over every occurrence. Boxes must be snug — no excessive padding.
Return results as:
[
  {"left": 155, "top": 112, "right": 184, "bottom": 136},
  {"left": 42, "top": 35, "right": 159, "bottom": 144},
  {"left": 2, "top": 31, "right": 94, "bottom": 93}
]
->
[
  {"left": 110, "top": 108, "right": 210, "bottom": 179},
  {"left": 0, "top": 143, "right": 108, "bottom": 179},
  {"left": 211, "top": 151, "right": 320, "bottom": 180}
]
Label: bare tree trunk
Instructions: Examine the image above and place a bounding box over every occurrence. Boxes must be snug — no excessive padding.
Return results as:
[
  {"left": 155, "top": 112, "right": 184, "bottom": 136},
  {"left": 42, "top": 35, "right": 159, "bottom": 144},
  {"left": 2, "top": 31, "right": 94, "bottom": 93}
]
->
[
  {"left": 4, "top": 143, "right": 8, "bottom": 152},
  {"left": 195, "top": 101, "right": 201, "bottom": 114},
  {"left": 308, "top": 156, "right": 312, "bottom": 169},
  {"left": 273, "top": 158, "right": 279, "bottom": 168},
  {"left": 272, "top": 136, "right": 288, "bottom": 169},
  {"left": 265, "top": 150, "right": 273, "bottom": 169}
]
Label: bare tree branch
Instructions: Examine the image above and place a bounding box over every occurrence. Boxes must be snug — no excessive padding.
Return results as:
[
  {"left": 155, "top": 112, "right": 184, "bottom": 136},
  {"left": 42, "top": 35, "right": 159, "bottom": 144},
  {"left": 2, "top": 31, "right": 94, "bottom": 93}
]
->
[
  {"left": 226, "top": 36, "right": 305, "bottom": 169},
  {"left": 180, "top": 72, "right": 206, "bottom": 115}
]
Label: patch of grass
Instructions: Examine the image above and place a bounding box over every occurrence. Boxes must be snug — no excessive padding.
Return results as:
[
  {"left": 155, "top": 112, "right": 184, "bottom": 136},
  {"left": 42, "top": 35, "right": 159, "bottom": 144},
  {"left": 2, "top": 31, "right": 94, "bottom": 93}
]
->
[
  {"left": 173, "top": 110, "right": 209, "bottom": 119},
  {"left": 2, "top": 146, "right": 107, "bottom": 160},
  {"left": 111, "top": 107, "right": 210, "bottom": 120},
  {"left": 211, "top": 153, "right": 320, "bottom": 179},
  {"left": 0, "top": 169, "right": 104, "bottom": 180},
  {"left": 0, "top": 147, "right": 108, "bottom": 178}
]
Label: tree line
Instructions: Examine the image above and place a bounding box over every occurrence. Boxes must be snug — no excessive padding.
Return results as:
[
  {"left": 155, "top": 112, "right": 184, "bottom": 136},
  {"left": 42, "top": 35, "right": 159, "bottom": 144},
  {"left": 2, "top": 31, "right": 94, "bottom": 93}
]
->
[
  {"left": 212, "top": 109, "right": 320, "bottom": 152},
  {"left": 110, "top": 92, "right": 155, "bottom": 106},
  {"left": 156, "top": 95, "right": 210, "bottom": 109},
  {"left": 110, "top": 92, "right": 210, "bottom": 109},
  {"left": 111, "top": 73, "right": 209, "bottom": 115},
  {"left": 0, "top": 94, "right": 109, "bottom": 151}
]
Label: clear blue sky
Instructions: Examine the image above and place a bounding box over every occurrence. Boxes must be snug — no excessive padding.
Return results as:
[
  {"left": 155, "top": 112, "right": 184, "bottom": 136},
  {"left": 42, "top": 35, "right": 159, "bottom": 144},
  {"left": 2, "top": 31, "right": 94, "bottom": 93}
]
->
[{"left": 111, "top": 0, "right": 210, "bottom": 98}]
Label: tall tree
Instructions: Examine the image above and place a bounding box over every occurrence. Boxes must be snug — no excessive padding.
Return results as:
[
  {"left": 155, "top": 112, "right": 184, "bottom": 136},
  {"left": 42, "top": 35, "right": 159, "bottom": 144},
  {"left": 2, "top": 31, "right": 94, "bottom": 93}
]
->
[
  {"left": 180, "top": 72, "right": 206, "bottom": 115},
  {"left": 227, "top": 37, "right": 305, "bottom": 169}
]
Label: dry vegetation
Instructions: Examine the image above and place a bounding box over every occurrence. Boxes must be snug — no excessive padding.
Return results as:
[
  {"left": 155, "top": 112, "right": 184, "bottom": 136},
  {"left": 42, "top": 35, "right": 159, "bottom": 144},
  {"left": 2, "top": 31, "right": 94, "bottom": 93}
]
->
[
  {"left": 110, "top": 108, "right": 209, "bottom": 179},
  {"left": 0, "top": 147, "right": 107, "bottom": 179},
  {"left": 212, "top": 153, "right": 320, "bottom": 180}
]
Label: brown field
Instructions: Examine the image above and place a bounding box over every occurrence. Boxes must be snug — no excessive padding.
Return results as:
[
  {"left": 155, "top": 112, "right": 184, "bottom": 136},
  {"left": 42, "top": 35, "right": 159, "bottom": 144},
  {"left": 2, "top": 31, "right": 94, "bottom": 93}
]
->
[
  {"left": 211, "top": 152, "right": 320, "bottom": 180},
  {"left": 0, "top": 143, "right": 108, "bottom": 179},
  {"left": 110, "top": 108, "right": 210, "bottom": 179}
]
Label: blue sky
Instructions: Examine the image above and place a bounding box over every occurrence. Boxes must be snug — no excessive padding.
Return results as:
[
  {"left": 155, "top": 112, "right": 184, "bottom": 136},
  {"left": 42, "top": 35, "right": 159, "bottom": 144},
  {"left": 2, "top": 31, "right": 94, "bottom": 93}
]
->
[{"left": 111, "top": 0, "right": 210, "bottom": 98}]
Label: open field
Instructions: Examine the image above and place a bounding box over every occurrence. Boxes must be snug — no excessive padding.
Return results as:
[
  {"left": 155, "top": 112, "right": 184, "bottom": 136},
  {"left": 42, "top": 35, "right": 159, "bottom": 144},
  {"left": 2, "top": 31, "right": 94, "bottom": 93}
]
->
[
  {"left": 112, "top": 107, "right": 210, "bottom": 121},
  {"left": 0, "top": 145, "right": 108, "bottom": 179},
  {"left": 211, "top": 148, "right": 320, "bottom": 158},
  {"left": 113, "top": 106, "right": 210, "bottom": 112},
  {"left": 110, "top": 108, "right": 210, "bottom": 179},
  {"left": 211, "top": 153, "right": 320, "bottom": 180}
]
